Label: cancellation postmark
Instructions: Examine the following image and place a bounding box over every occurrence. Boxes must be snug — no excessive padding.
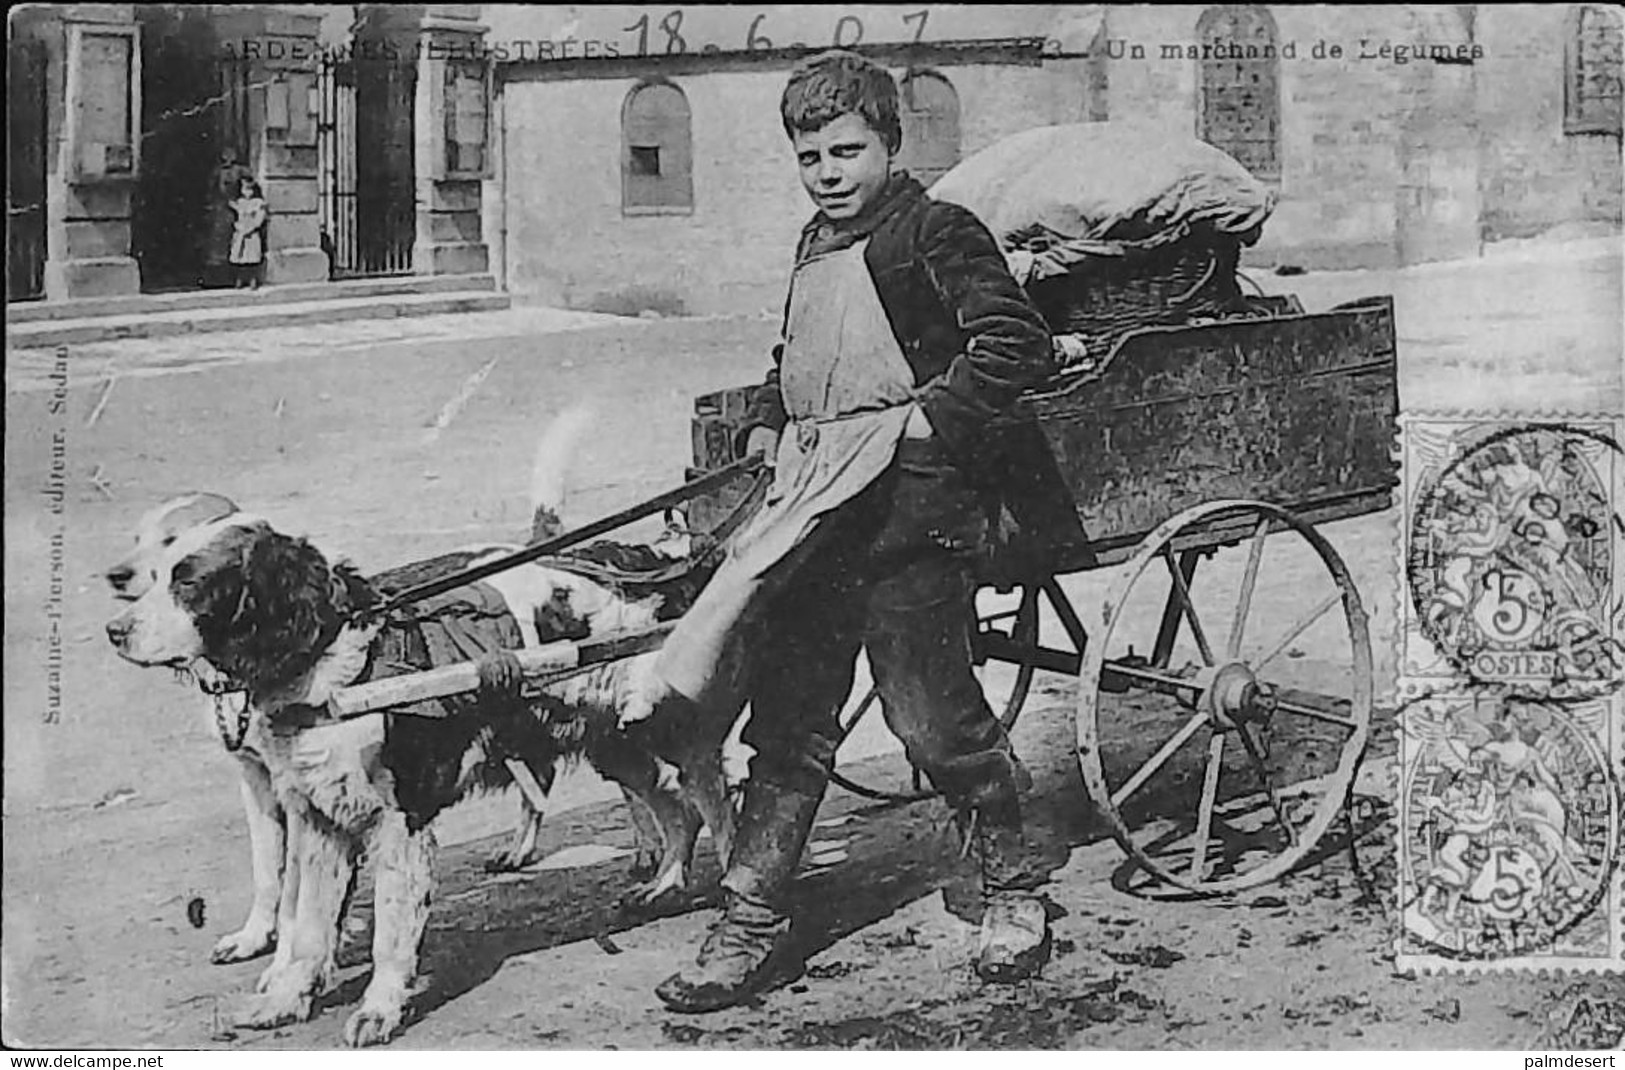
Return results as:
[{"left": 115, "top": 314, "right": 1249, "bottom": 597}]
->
[
  {"left": 1400, "top": 416, "right": 1625, "bottom": 700},
  {"left": 1395, "top": 688, "right": 1622, "bottom": 972}
]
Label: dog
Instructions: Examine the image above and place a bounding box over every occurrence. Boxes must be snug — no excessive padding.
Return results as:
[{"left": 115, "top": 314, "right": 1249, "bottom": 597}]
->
[
  {"left": 105, "top": 415, "right": 744, "bottom": 1046},
  {"left": 103, "top": 491, "right": 695, "bottom": 967},
  {"left": 107, "top": 492, "right": 292, "bottom": 966}
]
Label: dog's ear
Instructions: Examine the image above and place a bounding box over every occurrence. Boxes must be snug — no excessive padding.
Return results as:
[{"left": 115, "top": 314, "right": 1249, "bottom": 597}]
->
[
  {"left": 181, "top": 526, "right": 257, "bottom": 663},
  {"left": 214, "top": 528, "right": 343, "bottom": 693}
]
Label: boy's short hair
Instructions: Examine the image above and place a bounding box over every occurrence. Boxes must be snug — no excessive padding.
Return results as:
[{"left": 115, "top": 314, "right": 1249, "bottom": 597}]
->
[{"left": 781, "top": 50, "right": 902, "bottom": 153}]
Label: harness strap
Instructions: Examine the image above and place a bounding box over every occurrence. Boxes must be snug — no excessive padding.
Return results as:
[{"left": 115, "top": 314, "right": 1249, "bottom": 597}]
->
[
  {"left": 363, "top": 456, "right": 766, "bottom": 622},
  {"left": 530, "top": 466, "right": 771, "bottom": 596}
]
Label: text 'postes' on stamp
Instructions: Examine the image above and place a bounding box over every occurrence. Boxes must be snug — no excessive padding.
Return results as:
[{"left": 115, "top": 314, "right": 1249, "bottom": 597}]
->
[{"left": 1401, "top": 417, "right": 1625, "bottom": 701}]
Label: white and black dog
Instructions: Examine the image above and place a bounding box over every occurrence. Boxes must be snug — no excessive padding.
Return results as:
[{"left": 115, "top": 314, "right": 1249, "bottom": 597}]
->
[
  {"left": 105, "top": 412, "right": 744, "bottom": 1046},
  {"left": 107, "top": 491, "right": 295, "bottom": 967}
]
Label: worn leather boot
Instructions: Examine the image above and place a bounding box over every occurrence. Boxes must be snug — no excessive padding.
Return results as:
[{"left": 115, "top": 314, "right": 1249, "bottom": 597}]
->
[
  {"left": 655, "top": 780, "right": 824, "bottom": 1013},
  {"left": 963, "top": 804, "right": 1052, "bottom": 983}
]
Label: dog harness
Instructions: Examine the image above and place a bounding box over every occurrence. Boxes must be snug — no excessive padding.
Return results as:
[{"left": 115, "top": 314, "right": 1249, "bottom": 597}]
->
[{"left": 201, "top": 535, "right": 749, "bottom": 751}]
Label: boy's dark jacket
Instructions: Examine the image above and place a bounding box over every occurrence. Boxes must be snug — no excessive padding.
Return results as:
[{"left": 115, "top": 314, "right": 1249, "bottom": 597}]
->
[{"left": 743, "top": 173, "right": 1090, "bottom": 564}]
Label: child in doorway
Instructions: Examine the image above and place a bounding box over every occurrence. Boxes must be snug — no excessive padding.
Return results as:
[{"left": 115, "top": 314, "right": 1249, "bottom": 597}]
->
[
  {"left": 229, "top": 176, "right": 268, "bottom": 289},
  {"left": 639, "top": 50, "right": 1059, "bottom": 1012}
]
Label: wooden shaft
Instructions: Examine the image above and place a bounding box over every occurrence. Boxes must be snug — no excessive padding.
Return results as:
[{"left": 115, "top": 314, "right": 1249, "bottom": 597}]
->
[
  {"left": 327, "top": 641, "right": 583, "bottom": 718},
  {"left": 325, "top": 621, "right": 679, "bottom": 720}
]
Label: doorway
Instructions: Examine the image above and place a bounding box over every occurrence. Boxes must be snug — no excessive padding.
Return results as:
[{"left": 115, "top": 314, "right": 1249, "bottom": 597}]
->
[
  {"left": 6, "top": 35, "right": 47, "bottom": 301},
  {"left": 132, "top": 6, "right": 247, "bottom": 292},
  {"left": 318, "top": 46, "right": 416, "bottom": 278}
]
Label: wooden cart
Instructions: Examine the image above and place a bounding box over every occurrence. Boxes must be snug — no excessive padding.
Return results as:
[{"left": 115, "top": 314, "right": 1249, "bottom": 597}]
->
[
  {"left": 687, "top": 293, "right": 1399, "bottom": 895},
  {"left": 331, "top": 290, "right": 1398, "bottom": 899}
]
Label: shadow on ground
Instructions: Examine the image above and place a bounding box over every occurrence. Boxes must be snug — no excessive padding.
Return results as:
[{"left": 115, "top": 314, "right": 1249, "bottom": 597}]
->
[{"left": 290, "top": 693, "right": 1398, "bottom": 1047}]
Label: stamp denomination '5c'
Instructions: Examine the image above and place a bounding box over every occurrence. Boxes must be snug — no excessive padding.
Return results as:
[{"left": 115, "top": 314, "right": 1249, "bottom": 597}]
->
[
  {"left": 1396, "top": 690, "right": 1621, "bottom": 972},
  {"left": 1401, "top": 417, "right": 1625, "bottom": 700}
]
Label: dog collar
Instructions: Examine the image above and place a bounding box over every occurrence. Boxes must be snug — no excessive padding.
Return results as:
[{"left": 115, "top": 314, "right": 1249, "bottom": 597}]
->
[
  {"left": 189, "top": 662, "right": 251, "bottom": 751},
  {"left": 209, "top": 687, "right": 252, "bottom": 752},
  {"left": 197, "top": 673, "right": 237, "bottom": 696}
]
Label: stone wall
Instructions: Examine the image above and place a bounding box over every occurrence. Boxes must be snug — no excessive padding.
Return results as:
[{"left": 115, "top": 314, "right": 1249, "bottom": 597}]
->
[
  {"left": 1476, "top": 4, "right": 1624, "bottom": 241},
  {"left": 500, "top": 55, "right": 1097, "bottom": 315},
  {"left": 493, "top": 4, "right": 1619, "bottom": 315}
]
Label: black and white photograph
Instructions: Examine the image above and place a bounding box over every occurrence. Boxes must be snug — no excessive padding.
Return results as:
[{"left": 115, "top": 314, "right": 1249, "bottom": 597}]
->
[{"left": 4, "top": 2, "right": 1623, "bottom": 1053}]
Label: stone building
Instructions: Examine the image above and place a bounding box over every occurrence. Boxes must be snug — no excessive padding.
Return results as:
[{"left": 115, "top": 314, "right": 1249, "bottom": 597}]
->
[
  {"left": 488, "top": 3, "right": 1622, "bottom": 316},
  {"left": 7, "top": 5, "right": 1620, "bottom": 312},
  {"left": 6, "top": 3, "right": 495, "bottom": 301}
]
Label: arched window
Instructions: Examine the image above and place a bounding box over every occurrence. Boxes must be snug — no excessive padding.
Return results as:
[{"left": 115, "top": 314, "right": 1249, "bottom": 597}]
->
[
  {"left": 1196, "top": 5, "right": 1281, "bottom": 182},
  {"left": 622, "top": 80, "right": 692, "bottom": 213},
  {"left": 897, "top": 70, "right": 960, "bottom": 188},
  {"left": 1566, "top": 5, "right": 1623, "bottom": 136}
]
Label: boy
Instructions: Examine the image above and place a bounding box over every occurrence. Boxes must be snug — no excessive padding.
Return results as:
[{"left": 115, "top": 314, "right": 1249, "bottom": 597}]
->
[{"left": 642, "top": 51, "right": 1057, "bottom": 1012}]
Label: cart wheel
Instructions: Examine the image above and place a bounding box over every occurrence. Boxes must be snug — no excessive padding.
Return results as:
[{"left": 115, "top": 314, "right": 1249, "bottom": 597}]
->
[
  {"left": 1076, "top": 500, "right": 1372, "bottom": 894},
  {"left": 831, "top": 585, "right": 1041, "bottom": 802}
]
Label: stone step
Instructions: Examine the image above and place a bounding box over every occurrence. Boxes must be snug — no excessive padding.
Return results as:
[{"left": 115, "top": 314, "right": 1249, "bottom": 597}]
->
[
  {"left": 6, "top": 274, "right": 498, "bottom": 324},
  {"left": 7, "top": 289, "right": 511, "bottom": 349}
]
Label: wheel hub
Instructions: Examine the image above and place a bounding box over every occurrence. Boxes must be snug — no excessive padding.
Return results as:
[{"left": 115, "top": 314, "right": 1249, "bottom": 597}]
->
[{"left": 1202, "top": 662, "right": 1277, "bottom": 729}]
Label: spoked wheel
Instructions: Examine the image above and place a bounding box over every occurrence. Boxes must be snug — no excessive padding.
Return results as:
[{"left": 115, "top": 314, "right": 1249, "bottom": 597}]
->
[
  {"left": 1077, "top": 500, "right": 1372, "bottom": 894},
  {"left": 830, "top": 584, "right": 1041, "bottom": 802}
]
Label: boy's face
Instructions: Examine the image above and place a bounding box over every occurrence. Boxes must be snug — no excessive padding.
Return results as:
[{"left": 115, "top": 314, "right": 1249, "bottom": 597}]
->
[{"left": 792, "top": 112, "right": 894, "bottom": 221}]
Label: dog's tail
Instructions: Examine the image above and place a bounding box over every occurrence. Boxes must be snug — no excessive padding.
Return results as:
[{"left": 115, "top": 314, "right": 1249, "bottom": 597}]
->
[{"left": 529, "top": 403, "right": 597, "bottom": 543}]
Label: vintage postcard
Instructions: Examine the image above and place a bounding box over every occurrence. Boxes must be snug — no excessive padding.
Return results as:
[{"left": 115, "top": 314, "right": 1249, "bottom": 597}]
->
[{"left": 5, "top": 2, "right": 1623, "bottom": 1055}]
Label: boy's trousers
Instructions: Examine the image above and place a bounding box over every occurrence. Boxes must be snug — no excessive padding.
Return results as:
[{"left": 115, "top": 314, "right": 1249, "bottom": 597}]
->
[{"left": 741, "top": 434, "right": 1025, "bottom": 811}]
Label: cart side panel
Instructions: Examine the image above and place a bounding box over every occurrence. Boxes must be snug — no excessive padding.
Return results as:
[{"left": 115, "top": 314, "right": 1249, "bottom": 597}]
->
[
  {"left": 1022, "top": 297, "right": 1399, "bottom": 550},
  {"left": 688, "top": 386, "right": 760, "bottom": 539}
]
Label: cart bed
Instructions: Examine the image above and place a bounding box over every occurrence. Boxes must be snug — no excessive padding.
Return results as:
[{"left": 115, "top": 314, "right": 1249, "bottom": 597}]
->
[
  {"left": 1018, "top": 295, "right": 1398, "bottom": 569},
  {"left": 689, "top": 294, "right": 1399, "bottom": 573}
]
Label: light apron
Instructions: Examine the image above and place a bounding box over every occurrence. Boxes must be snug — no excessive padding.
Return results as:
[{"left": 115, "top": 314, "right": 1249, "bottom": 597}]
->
[
  {"left": 655, "top": 239, "right": 917, "bottom": 710},
  {"left": 230, "top": 201, "right": 267, "bottom": 265}
]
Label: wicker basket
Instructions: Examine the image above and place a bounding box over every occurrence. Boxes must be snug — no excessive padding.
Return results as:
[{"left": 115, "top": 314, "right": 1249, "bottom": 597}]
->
[{"left": 1027, "top": 236, "right": 1248, "bottom": 358}]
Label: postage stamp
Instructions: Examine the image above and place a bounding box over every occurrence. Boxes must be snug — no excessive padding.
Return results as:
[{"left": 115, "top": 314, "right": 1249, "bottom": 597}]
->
[
  {"left": 1395, "top": 688, "right": 1622, "bottom": 972},
  {"left": 1400, "top": 416, "right": 1625, "bottom": 700}
]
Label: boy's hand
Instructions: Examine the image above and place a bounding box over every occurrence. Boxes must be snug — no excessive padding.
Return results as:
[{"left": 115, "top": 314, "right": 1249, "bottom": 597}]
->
[{"left": 903, "top": 404, "right": 935, "bottom": 440}]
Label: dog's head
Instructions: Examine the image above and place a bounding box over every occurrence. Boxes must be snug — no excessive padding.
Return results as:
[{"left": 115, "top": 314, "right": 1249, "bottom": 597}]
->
[
  {"left": 106, "top": 493, "right": 241, "bottom": 601},
  {"left": 105, "top": 512, "right": 370, "bottom": 695}
]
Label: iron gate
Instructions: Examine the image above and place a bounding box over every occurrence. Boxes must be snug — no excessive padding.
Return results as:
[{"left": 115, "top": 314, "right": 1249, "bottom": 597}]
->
[
  {"left": 8, "top": 37, "right": 47, "bottom": 301},
  {"left": 318, "top": 51, "right": 417, "bottom": 279}
]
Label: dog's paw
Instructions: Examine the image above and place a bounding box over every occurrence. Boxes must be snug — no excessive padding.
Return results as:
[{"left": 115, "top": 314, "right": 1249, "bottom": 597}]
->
[
  {"left": 629, "top": 844, "right": 663, "bottom": 883},
  {"left": 254, "top": 958, "right": 288, "bottom": 994},
  {"left": 234, "top": 989, "right": 313, "bottom": 1031},
  {"left": 211, "top": 926, "right": 277, "bottom": 965},
  {"left": 483, "top": 843, "right": 543, "bottom": 873},
  {"left": 621, "top": 860, "right": 690, "bottom": 910},
  {"left": 342, "top": 1003, "right": 405, "bottom": 1048},
  {"left": 254, "top": 955, "right": 332, "bottom": 997}
]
